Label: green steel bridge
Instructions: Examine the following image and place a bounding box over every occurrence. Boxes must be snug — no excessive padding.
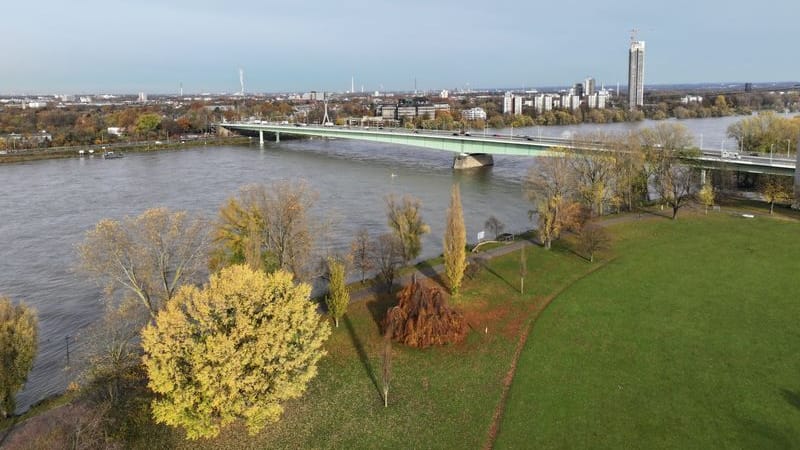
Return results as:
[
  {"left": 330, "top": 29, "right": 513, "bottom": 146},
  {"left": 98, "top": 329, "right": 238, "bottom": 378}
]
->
[{"left": 219, "top": 122, "right": 797, "bottom": 177}]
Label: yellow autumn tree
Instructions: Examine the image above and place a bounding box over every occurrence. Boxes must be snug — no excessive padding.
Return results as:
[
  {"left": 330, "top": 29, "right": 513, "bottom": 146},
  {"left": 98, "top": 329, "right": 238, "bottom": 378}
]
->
[
  {"left": 443, "top": 184, "right": 467, "bottom": 296},
  {"left": 141, "top": 265, "right": 330, "bottom": 440},
  {"left": 1, "top": 295, "right": 38, "bottom": 418}
]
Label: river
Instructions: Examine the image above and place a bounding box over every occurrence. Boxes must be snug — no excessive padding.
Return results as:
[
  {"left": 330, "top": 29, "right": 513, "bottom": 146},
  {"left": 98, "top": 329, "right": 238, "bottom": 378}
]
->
[{"left": 0, "top": 115, "right": 759, "bottom": 411}]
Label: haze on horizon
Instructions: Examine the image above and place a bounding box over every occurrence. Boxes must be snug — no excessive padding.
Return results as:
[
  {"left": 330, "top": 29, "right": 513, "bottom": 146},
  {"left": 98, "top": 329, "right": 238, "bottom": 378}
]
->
[{"left": 2, "top": 0, "right": 798, "bottom": 95}]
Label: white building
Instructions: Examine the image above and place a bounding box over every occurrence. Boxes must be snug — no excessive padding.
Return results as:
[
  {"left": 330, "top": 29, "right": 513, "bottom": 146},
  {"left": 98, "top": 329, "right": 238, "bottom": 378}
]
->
[
  {"left": 107, "top": 127, "right": 124, "bottom": 136},
  {"left": 461, "top": 107, "right": 487, "bottom": 120},
  {"left": 138, "top": 92, "right": 148, "bottom": 103},
  {"left": 534, "top": 94, "right": 554, "bottom": 112},
  {"left": 503, "top": 91, "right": 514, "bottom": 114},
  {"left": 513, "top": 96, "right": 523, "bottom": 115},
  {"left": 440, "top": 89, "right": 449, "bottom": 99},
  {"left": 680, "top": 95, "right": 703, "bottom": 104}
]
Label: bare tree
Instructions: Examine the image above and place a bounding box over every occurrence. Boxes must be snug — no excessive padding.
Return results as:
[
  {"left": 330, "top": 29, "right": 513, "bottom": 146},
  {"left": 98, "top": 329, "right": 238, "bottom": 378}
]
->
[
  {"left": 381, "top": 313, "right": 394, "bottom": 408},
  {"left": 385, "top": 194, "right": 430, "bottom": 265},
  {"left": 76, "top": 207, "right": 209, "bottom": 318},
  {"left": 519, "top": 246, "right": 527, "bottom": 294},
  {"left": 577, "top": 224, "right": 611, "bottom": 263},
  {"left": 372, "top": 233, "right": 404, "bottom": 292},
  {"left": 639, "top": 123, "right": 699, "bottom": 219},
  {"left": 81, "top": 299, "right": 148, "bottom": 403},
  {"left": 212, "top": 181, "right": 319, "bottom": 279},
  {"left": 349, "top": 227, "right": 374, "bottom": 283},
  {"left": 484, "top": 216, "right": 505, "bottom": 239},
  {"left": 525, "top": 156, "right": 582, "bottom": 249},
  {"left": 570, "top": 133, "right": 617, "bottom": 216}
]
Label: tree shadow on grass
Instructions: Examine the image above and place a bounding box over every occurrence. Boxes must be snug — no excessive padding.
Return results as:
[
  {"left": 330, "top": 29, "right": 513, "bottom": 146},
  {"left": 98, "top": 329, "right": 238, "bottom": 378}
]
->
[
  {"left": 781, "top": 389, "right": 800, "bottom": 411},
  {"left": 473, "top": 256, "right": 517, "bottom": 293},
  {"left": 366, "top": 292, "right": 396, "bottom": 334},
  {"left": 415, "top": 260, "right": 447, "bottom": 290},
  {"left": 342, "top": 314, "right": 382, "bottom": 401}
]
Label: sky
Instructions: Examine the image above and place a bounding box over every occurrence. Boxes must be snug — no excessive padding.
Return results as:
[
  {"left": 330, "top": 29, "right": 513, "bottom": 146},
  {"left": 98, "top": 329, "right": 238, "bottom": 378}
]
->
[{"left": 1, "top": 0, "right": 798, "bottom": 94}]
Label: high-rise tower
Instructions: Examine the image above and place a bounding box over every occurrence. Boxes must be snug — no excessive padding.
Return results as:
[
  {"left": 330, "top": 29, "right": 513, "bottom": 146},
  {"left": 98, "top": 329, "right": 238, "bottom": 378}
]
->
[{"left": 627, "top": 33, "right": 645, "bottom": 109}]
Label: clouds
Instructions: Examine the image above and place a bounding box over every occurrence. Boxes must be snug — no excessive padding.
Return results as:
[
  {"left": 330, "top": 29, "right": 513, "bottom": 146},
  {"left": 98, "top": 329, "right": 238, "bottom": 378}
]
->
[{"left": 1, "top": 0, "right": 798, "bottom": 93}]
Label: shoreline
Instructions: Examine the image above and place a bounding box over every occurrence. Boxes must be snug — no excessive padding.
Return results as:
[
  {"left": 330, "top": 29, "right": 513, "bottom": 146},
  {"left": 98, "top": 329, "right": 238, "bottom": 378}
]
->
[{"left": 0, "top": 136, "right": 253, "bottom": 165}]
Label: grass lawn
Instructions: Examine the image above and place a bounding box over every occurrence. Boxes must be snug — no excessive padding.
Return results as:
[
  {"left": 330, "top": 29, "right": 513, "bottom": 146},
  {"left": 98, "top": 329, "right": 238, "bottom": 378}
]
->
[{"left": 495, "top": 213, "right": 800, "bottom": 448}]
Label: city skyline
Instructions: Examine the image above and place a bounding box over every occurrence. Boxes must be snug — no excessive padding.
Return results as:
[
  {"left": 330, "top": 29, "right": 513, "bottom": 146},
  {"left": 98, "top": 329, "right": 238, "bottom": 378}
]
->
[{"left": 2, "top": 0, "right": 799, "bottom": 94}]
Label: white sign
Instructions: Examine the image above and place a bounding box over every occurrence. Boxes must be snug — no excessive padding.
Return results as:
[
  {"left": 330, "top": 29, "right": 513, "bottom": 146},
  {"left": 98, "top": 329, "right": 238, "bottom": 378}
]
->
[{"left": 477, "top": 231, "right": 485, "bottom": 241}]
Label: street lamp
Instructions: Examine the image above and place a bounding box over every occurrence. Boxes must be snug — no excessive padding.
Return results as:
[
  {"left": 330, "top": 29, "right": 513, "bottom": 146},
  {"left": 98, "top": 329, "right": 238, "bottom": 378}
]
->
[
  {"left": 770, "top": 143, "right": 774, "bottom": 163},
  {"left": 787, "top": 139, "right": 792, "bottom": 158}
]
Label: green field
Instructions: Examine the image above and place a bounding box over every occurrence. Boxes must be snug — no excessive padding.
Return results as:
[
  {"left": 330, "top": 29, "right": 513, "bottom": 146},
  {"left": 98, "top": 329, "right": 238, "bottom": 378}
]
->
[{"left": 496, "top": 214, "right": 800, "bottom": 448}]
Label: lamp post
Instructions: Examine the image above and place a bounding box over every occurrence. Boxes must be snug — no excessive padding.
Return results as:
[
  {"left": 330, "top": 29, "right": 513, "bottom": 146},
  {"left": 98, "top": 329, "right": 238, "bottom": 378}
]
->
[
  {"left": 770, "top": 143, "right": 774, "bottom": 163},
  {"left": 787, "top": 139, "right": 792, "bottom": 158}
]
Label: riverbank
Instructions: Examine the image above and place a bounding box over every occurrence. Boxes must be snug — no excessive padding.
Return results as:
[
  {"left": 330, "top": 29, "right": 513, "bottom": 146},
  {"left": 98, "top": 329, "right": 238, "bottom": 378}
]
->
[{"left": 0, "top": 136, "right": 252, "bottom": 164}]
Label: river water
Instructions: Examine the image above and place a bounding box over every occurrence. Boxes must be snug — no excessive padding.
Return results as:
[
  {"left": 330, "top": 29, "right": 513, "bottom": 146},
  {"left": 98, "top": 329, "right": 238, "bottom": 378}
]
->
[{"left": 0, "top": 115, "right": 755, "bottom": 411}]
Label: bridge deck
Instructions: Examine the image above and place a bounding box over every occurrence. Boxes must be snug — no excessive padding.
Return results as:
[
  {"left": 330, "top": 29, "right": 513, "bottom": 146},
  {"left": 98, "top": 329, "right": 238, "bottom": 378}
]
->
[{"left": 220, "top": 122, "right": 796, "bottom": 176}]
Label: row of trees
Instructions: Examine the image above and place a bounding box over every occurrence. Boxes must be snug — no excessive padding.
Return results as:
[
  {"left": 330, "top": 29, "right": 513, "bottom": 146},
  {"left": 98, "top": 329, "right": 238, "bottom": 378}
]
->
[
  {"left": 526, "top": 123, "right": 700, "bottom": 250},
  {"left": 727, "top": 111, "right": 800, "bottom": 154}
]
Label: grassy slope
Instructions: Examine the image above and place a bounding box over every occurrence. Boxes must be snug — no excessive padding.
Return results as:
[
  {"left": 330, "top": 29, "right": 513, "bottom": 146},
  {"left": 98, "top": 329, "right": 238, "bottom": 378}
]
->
[
  {"left": 125, "top": 239, "right": 591, "bottom": 449},
  {"left": 496, "top": 214, "right": 800, "bottom": 449}
]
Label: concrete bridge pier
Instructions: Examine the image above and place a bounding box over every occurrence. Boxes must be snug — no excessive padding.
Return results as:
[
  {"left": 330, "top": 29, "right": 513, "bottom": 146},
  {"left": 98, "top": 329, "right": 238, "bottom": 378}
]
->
[
  {"left": 275, "top": 132, "right": 280, "bottom": 143},
  {"left": 259, "top": 130, "right": 264, "bottom": 145},
  {"left": 453, "top": 153, "right": 494, "bottom": 170},
  {"left": 700, "top": 169, "right": 707, "bottom": 185}
]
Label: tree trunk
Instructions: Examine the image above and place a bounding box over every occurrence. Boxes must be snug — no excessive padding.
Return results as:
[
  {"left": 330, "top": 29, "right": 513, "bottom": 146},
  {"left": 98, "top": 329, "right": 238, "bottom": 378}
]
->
[
  {"left": 334, "top": 317, "right": 339, "bottom": 328},
  {"left": 520, "top": 277, "right": 524, "bottom": 294},
  {"left": 672, "top": 206, "right": 679, "bottom": 220},
  {"left": 770, "top": 202, "right": 774, "bottom": 215},
  {"left": 383, "top": 388, "right": 388, "bottom": 408}
]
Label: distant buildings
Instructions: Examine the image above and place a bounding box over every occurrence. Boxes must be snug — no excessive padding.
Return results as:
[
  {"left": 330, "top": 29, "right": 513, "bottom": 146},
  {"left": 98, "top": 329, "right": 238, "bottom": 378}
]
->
[
  {"left": 138, "top": 92, "right": 148, "bottom": 103},
  {"left": 584, "top": 77, "right": 596, "bottom": 97},
  {"left": 628, "top": 40, "right": 645, "bottom": 109},
  {"left": 680, "top": 95, "right": 703, "bottom": 104},
  {"left": 461, "top": 107, "right": 487, "bottom": 121},
  {"left": 376, "top": 98, "right": 450, "bottom": 121},
  {"left": 503, "top": 91, "right": 523, "bottom": 115}
]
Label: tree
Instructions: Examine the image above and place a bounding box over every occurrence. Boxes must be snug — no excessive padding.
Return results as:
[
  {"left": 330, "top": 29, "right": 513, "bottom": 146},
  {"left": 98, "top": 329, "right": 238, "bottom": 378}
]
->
[
  {"left": 372, "top": 233, "right": 404, "bottom": 292},
  {"left": 81, "top": 298, "right": 147, "bottom": 403},
  {"left": 385, "top": 194, "right": 430, "bottom": 265},
  {"left": 484, "top": 216, "right": 505, "bottom": 239},
  {"left": 519, "top": 246, "right": 527, "bottom": 294},
  {"left": 639, "top": 123, "right": 699, "bottom": 219},
  {"left": 349, "top": 227, "right": 374, "bottom": 283},
  {"left": 77, "top": 208, "right": 209, "bottom": 319},
  {"left": 142, "top": 265, "right": 330, "bottom": 440},
  {"left": 385, "top": 279, "right": 467, "bottom": 348},
  {"left": 325, "top": 257, "right": 349, "bottom": 327},
  {"left": 525, "top": 156, "right": 582, "bottom": 249},
  {"left": 759, "top": 175, "right": 793, "bottom": 214},
  {"left": 698, "top": 179, "right": 715, "bottom": 214},
  {"left": 381, "top": 322, "right": 393, "bottom": 408},
  {"left": 212, "top": 182, "right": 318, "bottom": 279},
  {"left": 0, "top": 295, "right": 38, "bottom": 418},
  {"left": 443, "top": 184, "right": 467, "bottom": 296},
  {"left": 569, "top": 147, "right": 615, "bottom": 216},
  {"left": 135, "top": 113, "right": 162, "bottom": 137},
  {"left": 577, "top": 224, "right": 610, "bottom": 263}
]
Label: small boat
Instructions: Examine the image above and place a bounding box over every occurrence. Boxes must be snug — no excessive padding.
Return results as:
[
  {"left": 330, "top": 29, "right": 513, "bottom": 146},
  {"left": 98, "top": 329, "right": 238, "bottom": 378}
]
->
[{"left": 102, "top": 151, "right": 124, "bottom": 159}]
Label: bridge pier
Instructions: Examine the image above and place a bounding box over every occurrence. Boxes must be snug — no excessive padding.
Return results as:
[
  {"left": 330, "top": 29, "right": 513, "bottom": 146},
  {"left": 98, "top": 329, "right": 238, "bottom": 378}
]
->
[
  {"left": 259, "top": 130, "right": 264, "bottom": 145},
  {"left": 275, "top": 132, "right": 280, "bottom": 143},
  {"left": 453, "top": 153, "right": 494, "bottom": 170},
  {"left": 701, "top": 169, "right": 707, "bottom": 185}
]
